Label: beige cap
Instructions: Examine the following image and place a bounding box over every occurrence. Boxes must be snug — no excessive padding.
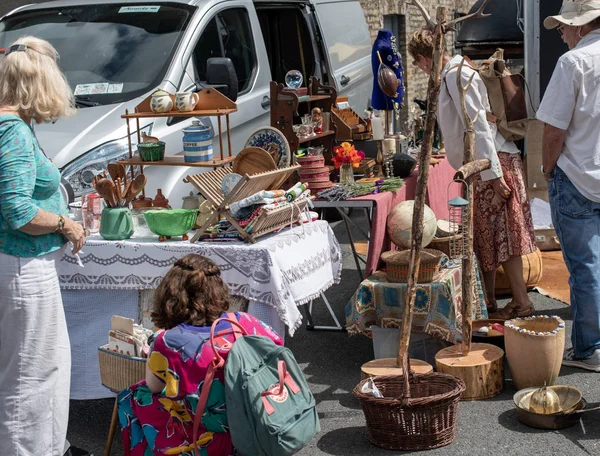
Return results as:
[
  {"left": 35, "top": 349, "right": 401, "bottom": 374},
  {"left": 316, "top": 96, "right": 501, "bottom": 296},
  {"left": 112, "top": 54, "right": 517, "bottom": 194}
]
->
[{"left": 544, "top": 0, "right": 600, "bottom": 29}]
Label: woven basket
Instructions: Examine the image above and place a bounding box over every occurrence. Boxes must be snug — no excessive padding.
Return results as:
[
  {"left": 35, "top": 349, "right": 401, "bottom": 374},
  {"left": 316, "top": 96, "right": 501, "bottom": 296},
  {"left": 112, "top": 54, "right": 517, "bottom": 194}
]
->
[
  {"left": 98, "top": 345, "right": 147, "bottom": 393},
  {"left": 353, "top": 373, "right": 465, "bottom": 451},
  {"left": 380, "top": 248, "right": 444, "bottom": 283},
  {"left": 429, "top": 234, "right": 462, "bottom": 258}
]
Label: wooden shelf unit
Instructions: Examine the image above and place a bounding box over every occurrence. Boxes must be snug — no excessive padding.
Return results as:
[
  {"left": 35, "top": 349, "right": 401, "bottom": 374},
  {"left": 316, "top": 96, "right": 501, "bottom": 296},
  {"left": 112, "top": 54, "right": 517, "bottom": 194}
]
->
[
  {"left": 270, "top": 76, "right": 338, "bottom": 162},
  {"left": 120, "top": 88, "right": 238, "bottom": 189}
]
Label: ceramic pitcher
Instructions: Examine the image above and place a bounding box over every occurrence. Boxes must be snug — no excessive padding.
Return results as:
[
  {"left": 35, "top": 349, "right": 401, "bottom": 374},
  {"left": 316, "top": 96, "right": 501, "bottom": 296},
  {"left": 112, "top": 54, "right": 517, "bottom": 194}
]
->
[
  {"left": 99, "top": 207, "right": 134, "bottom": 240},
  {"left": 150, "top": 89, "right": 173, "bottom": 113},
  {"left": 175, "top": 92, "right": 199, "bottom": 112}
]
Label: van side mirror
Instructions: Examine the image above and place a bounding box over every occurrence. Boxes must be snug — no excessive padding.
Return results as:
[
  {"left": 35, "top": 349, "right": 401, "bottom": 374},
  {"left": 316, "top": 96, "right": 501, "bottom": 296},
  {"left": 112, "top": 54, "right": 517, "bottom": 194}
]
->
[{"left": 205, "top": 57, "right": 238, "bottom": 102}]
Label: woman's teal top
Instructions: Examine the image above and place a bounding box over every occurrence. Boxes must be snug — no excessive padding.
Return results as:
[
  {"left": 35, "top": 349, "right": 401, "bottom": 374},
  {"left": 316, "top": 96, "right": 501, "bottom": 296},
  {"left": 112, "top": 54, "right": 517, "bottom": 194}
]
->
[{"left": 0, "top": 114, "right": 67, "bottom": 257}]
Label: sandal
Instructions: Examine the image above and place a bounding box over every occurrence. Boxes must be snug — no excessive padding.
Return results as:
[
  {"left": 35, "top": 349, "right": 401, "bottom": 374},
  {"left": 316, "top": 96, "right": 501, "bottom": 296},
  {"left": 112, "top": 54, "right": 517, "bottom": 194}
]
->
[
  {"left": 490, "top": 301, "right": 535, "bottom": 320},
  {"left": 486, "top": 293, "right": 498, "bottom": 313}
]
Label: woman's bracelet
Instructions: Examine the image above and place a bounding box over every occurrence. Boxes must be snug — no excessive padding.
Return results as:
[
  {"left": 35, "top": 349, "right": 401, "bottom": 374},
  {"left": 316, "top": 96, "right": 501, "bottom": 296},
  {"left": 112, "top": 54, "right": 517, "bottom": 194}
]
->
[{"left": 54, "top": 215, "right": 66, "bottom": 233}]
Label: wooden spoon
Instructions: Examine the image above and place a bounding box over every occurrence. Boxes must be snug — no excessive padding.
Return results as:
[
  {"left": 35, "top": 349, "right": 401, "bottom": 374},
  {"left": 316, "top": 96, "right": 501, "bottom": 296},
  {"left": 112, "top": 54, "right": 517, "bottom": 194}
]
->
[
  {"left": 124, "top": 174, "right": 147, "bottom": 207},
  {"left": 95, "top": 178, "right": 116, "bottom": 207}
]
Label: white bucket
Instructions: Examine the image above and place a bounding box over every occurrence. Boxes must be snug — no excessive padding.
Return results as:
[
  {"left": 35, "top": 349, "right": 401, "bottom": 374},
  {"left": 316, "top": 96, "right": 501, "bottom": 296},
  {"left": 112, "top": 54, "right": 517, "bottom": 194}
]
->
[
  {"left": 370, "top": 326, "right": 401, "bottom": 359},
  {"left": 369, "top": 326, "right": 449, "bottom": 362}
]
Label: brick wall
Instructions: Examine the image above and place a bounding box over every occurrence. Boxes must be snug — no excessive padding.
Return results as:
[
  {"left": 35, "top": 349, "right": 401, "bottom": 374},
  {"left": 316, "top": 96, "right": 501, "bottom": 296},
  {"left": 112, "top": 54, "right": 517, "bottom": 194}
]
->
[{"left": 358, "top": 0, "right": 477, "bottom": 132}]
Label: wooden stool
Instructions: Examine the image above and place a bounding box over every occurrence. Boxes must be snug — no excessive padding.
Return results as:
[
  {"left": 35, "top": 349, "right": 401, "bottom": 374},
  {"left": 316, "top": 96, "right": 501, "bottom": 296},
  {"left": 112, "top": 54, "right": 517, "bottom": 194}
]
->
[
  {"left": 360, "top": 358, "right": 434, "bottom": 380},
  {"left": 435, "top": 343, "right": 504, "bottom": 400}
]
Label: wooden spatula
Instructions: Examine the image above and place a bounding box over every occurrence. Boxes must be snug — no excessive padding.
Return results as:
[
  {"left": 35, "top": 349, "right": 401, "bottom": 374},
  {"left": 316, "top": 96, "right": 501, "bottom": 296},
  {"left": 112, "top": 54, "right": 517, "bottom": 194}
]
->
[
  {"left": 124, "top": 174, "right": 147, "bottom": 207},
  {"left": 108, "top": 163, "right": 127, "bottom": 186}
]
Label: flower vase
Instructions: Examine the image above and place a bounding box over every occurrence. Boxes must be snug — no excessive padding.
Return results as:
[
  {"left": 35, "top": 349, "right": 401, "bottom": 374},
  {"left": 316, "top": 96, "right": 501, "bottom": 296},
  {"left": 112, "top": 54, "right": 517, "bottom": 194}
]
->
[{"left": 339, "top": 163, "right": 355, "bottom": 185}]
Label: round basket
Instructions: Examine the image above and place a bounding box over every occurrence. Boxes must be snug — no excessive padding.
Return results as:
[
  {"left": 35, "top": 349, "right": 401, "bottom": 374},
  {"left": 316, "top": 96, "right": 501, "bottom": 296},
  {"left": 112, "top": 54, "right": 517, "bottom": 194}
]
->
[
  {"left": 429, "top": 234, "right": 462, "bottom": 257},
  {"left": 353, "top": 373, "right": 466, "bottom": 451},
  {"left": 381, "top": 248, "right": 445, "bottom": 283}
]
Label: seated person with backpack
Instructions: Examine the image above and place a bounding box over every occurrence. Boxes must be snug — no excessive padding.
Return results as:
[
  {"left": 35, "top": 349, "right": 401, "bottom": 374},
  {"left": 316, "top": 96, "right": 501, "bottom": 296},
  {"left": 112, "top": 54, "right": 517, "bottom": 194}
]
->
[{"left": 117, "top": 254, "right": 283, "bottom": 455}]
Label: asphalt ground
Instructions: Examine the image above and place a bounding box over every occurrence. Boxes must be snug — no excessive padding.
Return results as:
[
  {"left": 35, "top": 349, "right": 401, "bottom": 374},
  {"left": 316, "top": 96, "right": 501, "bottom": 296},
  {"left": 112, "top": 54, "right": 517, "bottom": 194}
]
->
[{"left": 66, "top": 213, "right": 600, "bottom": 456}]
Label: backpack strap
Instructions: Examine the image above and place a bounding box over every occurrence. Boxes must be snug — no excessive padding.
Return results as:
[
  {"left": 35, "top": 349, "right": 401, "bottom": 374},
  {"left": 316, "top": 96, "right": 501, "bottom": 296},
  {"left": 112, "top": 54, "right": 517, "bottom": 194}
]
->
[
  {"left": 192, "top": 316, "right": 248, "bottom": 456},
  {"left": 443, "top": 60, "right": 498, "bottom": 124}
]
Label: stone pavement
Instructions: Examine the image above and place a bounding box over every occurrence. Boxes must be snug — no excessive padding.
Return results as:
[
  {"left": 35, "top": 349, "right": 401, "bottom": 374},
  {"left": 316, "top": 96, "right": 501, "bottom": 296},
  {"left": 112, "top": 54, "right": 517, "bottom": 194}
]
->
[{"left": 66, "top": 218, "right": 600, "bottom": 456}]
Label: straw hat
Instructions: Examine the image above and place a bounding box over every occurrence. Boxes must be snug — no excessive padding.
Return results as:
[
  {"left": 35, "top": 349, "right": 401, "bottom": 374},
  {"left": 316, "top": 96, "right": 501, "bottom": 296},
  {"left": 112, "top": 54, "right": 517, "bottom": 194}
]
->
[{"left": 544, "top": 0, "right": 600, "bottom": 29}]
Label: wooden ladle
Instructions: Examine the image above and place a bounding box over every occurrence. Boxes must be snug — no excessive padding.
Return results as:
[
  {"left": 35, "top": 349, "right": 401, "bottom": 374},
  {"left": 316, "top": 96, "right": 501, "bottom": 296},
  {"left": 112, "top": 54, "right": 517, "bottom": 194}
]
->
[{"left": 124, "top": 174, "right": 147, "bottom": 207}]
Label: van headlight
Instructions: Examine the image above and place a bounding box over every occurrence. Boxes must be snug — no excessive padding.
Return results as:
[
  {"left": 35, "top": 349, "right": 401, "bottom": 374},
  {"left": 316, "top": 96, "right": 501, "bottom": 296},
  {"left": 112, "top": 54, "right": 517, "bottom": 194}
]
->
[{"left": 61, "top": 139, "right": 131, "bottom": 200}]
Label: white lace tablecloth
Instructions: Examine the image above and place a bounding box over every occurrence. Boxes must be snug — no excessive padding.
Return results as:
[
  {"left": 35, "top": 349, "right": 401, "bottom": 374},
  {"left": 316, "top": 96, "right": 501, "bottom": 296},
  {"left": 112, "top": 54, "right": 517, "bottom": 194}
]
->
[{"left": 59, "top": 220, "right": 342, "bottom": 336}]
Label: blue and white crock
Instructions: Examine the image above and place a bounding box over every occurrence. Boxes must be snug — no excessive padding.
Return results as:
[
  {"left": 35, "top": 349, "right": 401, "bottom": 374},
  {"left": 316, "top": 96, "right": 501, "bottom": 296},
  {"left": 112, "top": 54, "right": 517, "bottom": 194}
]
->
[{"left": 182, "top": 120, "right": 213, "bottom": 162}]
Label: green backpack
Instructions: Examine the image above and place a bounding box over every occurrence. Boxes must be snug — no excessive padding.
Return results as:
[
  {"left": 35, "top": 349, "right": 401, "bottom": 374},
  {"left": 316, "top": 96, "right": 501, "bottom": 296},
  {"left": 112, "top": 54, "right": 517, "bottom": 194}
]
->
[{"left": 194, "top": 316, "right": 320, "bottom": 456}]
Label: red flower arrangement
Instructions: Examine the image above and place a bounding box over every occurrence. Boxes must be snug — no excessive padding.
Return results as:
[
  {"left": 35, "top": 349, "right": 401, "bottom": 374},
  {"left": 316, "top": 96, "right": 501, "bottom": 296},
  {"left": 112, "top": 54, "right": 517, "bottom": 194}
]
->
[{"left": 332, "top": 142, "right": 365, "bottom": 169}]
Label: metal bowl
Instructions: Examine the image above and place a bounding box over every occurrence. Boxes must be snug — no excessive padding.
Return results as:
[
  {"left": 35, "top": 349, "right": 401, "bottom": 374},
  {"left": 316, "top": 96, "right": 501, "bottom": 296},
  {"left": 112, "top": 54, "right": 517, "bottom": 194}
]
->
[{"left": 513, "top": 385, "right": 584, "bottom": 429}]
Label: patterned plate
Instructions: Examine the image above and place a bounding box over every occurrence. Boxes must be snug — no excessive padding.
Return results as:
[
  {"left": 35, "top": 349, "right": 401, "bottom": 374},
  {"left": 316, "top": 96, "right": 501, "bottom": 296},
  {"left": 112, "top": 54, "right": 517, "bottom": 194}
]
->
[
  {"left": 244, "top": 126, "right": 291, "bottom": 168},
  {"left": 221, "top": 173, "right": 243, "bottom": 195}
]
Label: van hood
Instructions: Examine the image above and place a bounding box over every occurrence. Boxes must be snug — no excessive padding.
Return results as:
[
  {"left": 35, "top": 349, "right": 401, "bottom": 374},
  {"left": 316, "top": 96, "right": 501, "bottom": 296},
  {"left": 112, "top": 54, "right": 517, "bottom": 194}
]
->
[{"left": 35, "top": 98, "right": 150, "bottom": 170}]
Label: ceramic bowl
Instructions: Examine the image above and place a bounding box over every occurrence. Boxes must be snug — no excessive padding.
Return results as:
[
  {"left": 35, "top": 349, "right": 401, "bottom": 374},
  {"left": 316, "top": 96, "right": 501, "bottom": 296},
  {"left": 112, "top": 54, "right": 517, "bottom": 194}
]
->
[
  {"left": 143, "top": 209, "right": 198, "bottom": 237},
  {"left": 137, "top": 141, "right": 166, "bottom": 162},
  {"left": 472, "top": 319, "right": 505, "bottom": 349}
]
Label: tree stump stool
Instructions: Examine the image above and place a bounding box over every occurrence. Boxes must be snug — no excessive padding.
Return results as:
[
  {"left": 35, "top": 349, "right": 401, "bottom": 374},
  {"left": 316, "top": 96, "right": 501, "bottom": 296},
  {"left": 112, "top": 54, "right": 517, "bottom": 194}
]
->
[
  {"left": 360, "top": 358, "right": 433, "bottom": 380},
  {"left": 435, "top": 343, "right": 504, "bottom": 400}
]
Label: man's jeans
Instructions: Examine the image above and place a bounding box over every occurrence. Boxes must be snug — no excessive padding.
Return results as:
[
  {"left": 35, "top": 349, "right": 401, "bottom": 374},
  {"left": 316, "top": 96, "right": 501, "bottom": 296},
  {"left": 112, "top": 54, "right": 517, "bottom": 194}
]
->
[{"left": 548, "top": 166, "right": 600, "bottom": 358}]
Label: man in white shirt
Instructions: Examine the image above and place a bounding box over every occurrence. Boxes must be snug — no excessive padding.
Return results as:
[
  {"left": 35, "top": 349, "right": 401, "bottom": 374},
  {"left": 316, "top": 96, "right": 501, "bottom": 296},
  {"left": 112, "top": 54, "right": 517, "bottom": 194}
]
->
[
  {"left": 538, "top": 0, "right": 600, "bottom": 372},
  {"left": 408, "top": 30, "right": 536, "bottom": 319}
]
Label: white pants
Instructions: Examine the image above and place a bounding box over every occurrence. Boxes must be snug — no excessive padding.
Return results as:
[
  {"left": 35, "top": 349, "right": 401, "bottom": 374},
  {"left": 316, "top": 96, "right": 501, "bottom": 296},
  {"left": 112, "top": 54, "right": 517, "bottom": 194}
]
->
[{"left": 0, "top": 249, "right": 71, "bottom": 456}]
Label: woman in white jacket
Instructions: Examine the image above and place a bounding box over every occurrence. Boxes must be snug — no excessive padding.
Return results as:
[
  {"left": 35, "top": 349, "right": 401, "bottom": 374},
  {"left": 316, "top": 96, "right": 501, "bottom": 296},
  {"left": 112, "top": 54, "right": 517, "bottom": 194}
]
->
[{"left": 408, "top": 29, "right": 536, "bottom": 319}]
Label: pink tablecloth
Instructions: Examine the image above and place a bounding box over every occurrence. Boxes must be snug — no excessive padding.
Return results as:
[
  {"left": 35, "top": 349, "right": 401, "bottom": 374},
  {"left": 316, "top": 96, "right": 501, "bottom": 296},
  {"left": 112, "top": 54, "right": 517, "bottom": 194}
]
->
[{"left": 355, "top": 158, "right": 460, "bottom": 276}]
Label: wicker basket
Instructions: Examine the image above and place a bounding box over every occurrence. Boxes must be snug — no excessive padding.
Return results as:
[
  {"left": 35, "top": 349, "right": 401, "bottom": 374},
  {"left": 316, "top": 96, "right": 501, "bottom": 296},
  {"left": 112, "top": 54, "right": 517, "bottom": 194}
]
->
[
  {"left": 429, "top": 234, "right": 462, "bottom": 258},
  {"left": 380, "top": 248, "right": 444, "bottom": 283},
  {"left": 353, "top": 373, "right": 465, "bottom": 451},
  {"left": 98, "top": 345, "right": 147, "bottom": 393}
]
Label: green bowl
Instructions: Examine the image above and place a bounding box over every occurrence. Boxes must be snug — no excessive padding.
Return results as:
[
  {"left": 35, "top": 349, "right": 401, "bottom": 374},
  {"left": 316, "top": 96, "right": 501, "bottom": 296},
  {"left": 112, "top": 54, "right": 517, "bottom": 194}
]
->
[
  {"left": 143, "top": 209, "right": 198, "bottom": 237},
  {"left": 137, "top": 141, "right": 165, "bottom": 162}
]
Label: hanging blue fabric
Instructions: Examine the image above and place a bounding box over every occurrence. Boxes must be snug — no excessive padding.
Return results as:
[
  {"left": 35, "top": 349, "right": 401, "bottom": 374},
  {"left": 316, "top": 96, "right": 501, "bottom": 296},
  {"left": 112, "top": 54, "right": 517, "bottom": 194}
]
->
[{"left": 371, "top": 30, "right": 405, "bottom": 112}]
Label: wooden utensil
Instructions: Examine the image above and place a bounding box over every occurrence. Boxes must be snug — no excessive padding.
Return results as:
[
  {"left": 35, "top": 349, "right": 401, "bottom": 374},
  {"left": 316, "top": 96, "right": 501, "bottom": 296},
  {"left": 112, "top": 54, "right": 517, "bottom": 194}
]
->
[
  {"left": 95, "top": 178, "right": 116, "bottom": 207},
  {"left": 233, "top": 147, "right": 277, "bottom": 177},
  {"left": 108, "top": 163, "right": 127, "bottom": 186},
  {"left": 114, "top": 178, "right": 123, "bottom": 205},
  {"left": 124, "top": 174, "right": 147, "bottom": 207}
]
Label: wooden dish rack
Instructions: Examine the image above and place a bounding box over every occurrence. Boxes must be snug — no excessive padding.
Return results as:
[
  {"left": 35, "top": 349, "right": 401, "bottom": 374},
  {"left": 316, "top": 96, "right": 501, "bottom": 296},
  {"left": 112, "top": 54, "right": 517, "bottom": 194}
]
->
[{"left": 184, "top": 165, "right": 311, "bottom": 243}]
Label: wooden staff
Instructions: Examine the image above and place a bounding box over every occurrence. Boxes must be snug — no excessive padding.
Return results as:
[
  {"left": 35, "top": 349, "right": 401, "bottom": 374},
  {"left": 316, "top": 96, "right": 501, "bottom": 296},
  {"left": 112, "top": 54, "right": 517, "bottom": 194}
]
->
[
  {"left": 397, "top": 7, "right": 447, "bottom": 383},
  {"left": 400, "top": 0, "right": 494, "bottom": 379},
  {"left": 454, "top": 159, "right": 491, "bottom": 181},
  {"left": 455, "top": 58, "right": 477, "bottom": 355}
]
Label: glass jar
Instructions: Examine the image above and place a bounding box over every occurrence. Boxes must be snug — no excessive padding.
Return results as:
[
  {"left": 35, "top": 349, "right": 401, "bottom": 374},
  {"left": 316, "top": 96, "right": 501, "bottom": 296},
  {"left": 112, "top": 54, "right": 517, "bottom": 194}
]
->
[{"left": 339, "top": 163, "right": 355, "bottom": 185}]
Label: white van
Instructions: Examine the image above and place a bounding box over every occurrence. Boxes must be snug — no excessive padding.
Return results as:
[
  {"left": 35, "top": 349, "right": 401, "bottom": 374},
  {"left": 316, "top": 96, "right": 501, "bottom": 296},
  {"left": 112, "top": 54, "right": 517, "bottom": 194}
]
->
[{"left": 0, "top": 0, "right": 372, "bottom": 204}]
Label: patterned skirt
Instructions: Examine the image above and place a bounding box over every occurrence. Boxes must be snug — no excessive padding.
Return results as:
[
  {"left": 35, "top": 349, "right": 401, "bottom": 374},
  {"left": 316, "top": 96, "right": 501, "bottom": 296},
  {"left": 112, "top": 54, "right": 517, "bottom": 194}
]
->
[{"left": 473, "top": 152, "right": 536, "bottom": 272}]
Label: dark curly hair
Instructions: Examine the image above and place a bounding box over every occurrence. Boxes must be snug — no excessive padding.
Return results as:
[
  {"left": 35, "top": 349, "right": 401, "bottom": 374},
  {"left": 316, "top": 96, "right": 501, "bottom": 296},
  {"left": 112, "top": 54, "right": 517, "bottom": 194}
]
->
[{"left": 151, "top": 254, "right": 230, "bottom": 329}]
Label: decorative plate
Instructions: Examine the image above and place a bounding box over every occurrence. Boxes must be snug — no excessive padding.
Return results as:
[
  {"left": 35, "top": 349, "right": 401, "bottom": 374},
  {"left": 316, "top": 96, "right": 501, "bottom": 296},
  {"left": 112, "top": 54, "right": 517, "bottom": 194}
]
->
[
  {"left": 244, "top": 126, "right": 291, "bottom": 168},
  {"left": 221, "top": 173, "right": 243, "bottom": 195}
]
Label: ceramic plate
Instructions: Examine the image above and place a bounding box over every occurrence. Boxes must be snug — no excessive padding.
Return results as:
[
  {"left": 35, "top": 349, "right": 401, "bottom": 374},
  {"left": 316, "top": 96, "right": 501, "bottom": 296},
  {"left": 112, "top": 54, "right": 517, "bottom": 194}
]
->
[
  {"left": 222, "top": 173, "right": 243, "bottom": 195},
  {"left": 244, "top": 126, "right": 291, "bottom": 168}
]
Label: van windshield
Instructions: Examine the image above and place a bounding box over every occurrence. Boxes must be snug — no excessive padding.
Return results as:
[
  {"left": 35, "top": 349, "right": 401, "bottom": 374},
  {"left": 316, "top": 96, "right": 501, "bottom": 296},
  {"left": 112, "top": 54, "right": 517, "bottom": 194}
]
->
[{"left": 0, "top": 3, "right": 194, "bottom": 106}]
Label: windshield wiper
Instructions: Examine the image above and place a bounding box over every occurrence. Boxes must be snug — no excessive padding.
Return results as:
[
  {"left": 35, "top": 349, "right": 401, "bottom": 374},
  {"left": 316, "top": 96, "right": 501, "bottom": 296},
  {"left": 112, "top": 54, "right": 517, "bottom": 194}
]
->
[{"left": 74, "top": 96, "right": 100, "bottom": 108}]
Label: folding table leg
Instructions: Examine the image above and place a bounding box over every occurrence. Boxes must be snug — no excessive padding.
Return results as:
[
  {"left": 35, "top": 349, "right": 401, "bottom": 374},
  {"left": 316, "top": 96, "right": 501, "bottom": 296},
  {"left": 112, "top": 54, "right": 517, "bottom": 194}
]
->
[
  {"left": 303, "top": 292, "right": 346, "bottom": 331},
  {"left": 104, "top": 396, "right": 119, "bottom": 456}
]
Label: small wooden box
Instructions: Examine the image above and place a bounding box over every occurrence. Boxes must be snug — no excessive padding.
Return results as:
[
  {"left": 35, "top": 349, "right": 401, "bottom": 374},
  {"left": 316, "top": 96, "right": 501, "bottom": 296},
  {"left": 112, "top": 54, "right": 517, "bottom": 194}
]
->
[{"left": 332, "top": 103, "right": 369, "bottom": 141}]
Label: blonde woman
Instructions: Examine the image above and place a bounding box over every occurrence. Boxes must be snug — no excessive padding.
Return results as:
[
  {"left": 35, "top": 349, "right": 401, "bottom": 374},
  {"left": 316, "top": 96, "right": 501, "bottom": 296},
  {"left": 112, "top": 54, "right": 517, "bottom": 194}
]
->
[{"left": 0, "top": 37, "right": 86, "bottom": 455}]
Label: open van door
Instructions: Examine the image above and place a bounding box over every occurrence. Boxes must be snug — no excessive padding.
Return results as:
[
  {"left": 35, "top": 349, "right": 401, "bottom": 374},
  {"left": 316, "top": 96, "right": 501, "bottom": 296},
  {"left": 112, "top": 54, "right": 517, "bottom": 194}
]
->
[{"left": 310, "top": 0, "right": 372, "bottom": 112}]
